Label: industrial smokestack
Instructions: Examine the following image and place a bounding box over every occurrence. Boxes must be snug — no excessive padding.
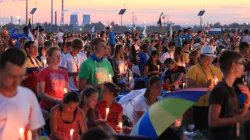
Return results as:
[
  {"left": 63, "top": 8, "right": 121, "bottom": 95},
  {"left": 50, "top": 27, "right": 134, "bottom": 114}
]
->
[
  {"left": 61, "top": 0, "right": 64, "bottom": 25},
  {"left": 55, "top": 11, "right": 57, "bottom": 25},
  {"left": 51, "top": 0, "right": 53, "bottom": 24}
]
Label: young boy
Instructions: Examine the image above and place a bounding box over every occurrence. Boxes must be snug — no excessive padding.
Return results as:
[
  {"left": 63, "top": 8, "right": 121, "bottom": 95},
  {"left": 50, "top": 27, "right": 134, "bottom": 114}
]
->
[
  {"left": 78, "top": 38, "right": 114, "bottom": 100},
  {"left": 209, "top": 50, "right": 250, "bottom": 140},
  {"left": 60, "top": 39, "right": 83, "bottom": 92},
  {"left": 164, "top": 58, "right": 186, "bottom": 90}
]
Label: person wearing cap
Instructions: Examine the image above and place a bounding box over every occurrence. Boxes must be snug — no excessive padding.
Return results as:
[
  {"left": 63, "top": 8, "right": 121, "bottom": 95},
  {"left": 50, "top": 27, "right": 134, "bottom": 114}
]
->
[
  {"left": 189, "top": 43, "right": 201, "bottom": 66},
  {"left": 187, "top": 46, "right": 222, "bottom": 130},
  {"left": 10, "top": 26, "right": 32, "bottom": 47}
]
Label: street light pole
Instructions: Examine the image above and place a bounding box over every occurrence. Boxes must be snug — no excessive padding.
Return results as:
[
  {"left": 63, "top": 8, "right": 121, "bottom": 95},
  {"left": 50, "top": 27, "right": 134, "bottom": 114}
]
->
[{"left": 26, "top": 0, "right": 28, "bottom": 25}]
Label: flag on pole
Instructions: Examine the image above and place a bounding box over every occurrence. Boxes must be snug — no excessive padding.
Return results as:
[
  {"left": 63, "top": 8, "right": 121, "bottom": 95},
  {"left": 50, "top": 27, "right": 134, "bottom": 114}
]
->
[
  {"left": 133, "top": 24, "right": 136, "bottom": 35},
  {"left": 157, "top": 12, "right": 164, "bottom": 30},
  {"left": 28, "top": 18, "right": 34, "bottom": 41},
  {"left": 142, "top": 26, "right": 147, "bottom": 38}
]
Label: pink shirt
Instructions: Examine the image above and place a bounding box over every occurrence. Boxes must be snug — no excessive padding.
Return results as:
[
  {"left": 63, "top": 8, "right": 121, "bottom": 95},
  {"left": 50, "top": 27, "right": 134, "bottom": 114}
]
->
[{"left": 38, "top": 67, "right": 68, "bottom": 109}]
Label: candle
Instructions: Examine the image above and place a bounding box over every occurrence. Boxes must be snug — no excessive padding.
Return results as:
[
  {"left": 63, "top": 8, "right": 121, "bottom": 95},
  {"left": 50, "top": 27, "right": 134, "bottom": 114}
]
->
[
  {"left": 236, "top": 122, "right": 240, "bottom": 137},
  {"left": 125, "top": 66, "right": 127, "bottom": 72},
  {"left": 109, "top": 74, "right": 112, "bottom": 82},
  {"left": 105, "top": 108, "right": 110, "bottom": 121},
  {"left": 43, "top": 60, "right": 47, "bottom": 68},
  {"left": 64, "top": 88, "right": 67, "bottom": 94},
  {"left": 119, "top": 122, "right": 123, "bottom": 134},
  {"left": 19, "top": 128, "right": 24, "bottom": 140},
  {"left": 129, "top": 76, "right": 132, "bottom": 81},
  {"left": 157, "top": 65, "right": 160, "bottom": 72},
  {"left": 70, "top": 129, "right": 74, "bottom": 140},
  {"left": 243, "top": 78, "right": 247, "bottom": 85},
  {"left": 183, "top": 83, "right": 186, "bottom": 89},
  {"left": 214, "top": 78, "right": 218, "bottom": 85},
  {"left": 27, "top": 130, "right": 32, "bottom": 140}
]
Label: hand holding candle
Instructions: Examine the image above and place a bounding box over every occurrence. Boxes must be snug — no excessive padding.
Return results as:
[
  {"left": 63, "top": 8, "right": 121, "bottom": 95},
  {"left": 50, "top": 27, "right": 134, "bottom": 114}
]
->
[
  {"left": 70, "top": 129, "right": 74, "bottom": 140},
  {"left": 105, "top": 108, "right": 110, "bottom": 121},
  {"left": 157, "top": 65, "right": 160, "bottom": 72},
  {"left": 243, "top": 78, "right": 247, "bottom": 85},
  {"left": 19, "top": 128, "right": 24, "bottom": 140}
]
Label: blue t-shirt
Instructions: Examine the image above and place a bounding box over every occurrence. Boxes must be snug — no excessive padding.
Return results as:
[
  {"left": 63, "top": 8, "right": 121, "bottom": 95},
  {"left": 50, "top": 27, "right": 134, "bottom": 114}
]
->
[
  {"left": 176, "top": 36, "right": 182, "bottom": 47},
  {"left": 138, "top": 52, "right": 147, "bottom": 75},
  {"left": 108, "top": 31, "right": 116, "bottom": 46}
]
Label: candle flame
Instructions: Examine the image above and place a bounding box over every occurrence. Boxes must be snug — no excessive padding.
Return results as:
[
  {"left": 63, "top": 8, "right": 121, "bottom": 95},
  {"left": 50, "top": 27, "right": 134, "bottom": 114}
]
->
[
  {"left": 119, "top": 122, "right": 123, "bottom": 128},
  {"left": 214, "top": 78, "right": 218, "bottom": 84},
  {"left": 19, "top": 128, "right": 24, "bottom": 134},
  {"left": 43, "top": 60, "right": 47, "bottom": 64},
  {"left": 70, "top": 129, "right": 74, "bottom": 135},
  {"left": 64, "top": 88, "right": 67, "bottom": 93}
]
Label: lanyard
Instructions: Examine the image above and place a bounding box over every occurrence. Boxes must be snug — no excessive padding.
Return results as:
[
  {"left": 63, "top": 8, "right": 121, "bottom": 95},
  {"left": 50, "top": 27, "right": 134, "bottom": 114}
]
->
[
  {"left": 70, "top": 53, "right": 79, "bottom": 71},
  {"left": 198, "top": 60, "right": 215, "bottom": 81}
]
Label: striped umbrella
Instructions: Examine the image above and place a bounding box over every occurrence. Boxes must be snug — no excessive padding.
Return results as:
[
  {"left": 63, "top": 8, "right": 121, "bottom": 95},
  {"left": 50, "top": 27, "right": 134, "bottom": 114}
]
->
[{"left": 131, "top": 88, "right": 209, "bottom": 139}]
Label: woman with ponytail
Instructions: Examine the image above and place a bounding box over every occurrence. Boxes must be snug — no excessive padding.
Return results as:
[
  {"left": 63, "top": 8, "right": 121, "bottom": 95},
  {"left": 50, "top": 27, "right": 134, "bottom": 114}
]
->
[{"left": 132, "top": 76, "right": 162, "bottom": 125}]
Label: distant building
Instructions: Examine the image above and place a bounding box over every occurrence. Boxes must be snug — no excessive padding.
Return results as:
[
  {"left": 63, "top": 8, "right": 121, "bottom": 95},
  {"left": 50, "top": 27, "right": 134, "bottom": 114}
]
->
[
  {"left": 82, "top": 15, "right": 91, "bottom": 26},
  {"left": 70, "top": 14, "right": 78, "bottom": 27}
]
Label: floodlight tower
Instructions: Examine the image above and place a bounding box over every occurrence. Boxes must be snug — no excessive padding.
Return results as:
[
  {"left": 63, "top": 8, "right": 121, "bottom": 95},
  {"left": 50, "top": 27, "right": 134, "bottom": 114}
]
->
[{"left": 198, "top": 8, "right": 206, "bottom": 30}]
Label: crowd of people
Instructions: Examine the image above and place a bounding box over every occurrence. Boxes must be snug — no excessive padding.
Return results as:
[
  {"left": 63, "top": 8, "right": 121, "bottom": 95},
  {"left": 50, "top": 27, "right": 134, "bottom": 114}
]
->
[{"left": 1, "top": 24, "right": 250, "bottom": 140}]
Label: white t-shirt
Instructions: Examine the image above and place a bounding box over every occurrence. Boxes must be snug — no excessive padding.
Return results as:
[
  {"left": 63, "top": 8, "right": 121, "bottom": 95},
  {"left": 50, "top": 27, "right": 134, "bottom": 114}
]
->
[
  {"left": 132, "top": 96, "right": 149, "bottom": 124},
  {"left": 60, "top": 53, "right": 83, "bottom": 91},
  {"left": 56, "top": 32, "right": 64, "bottom": 43},
  {"left": 78, "top": 52, "right": 87, "bottom": 65},
  {"left": 242, "top": 36, "right": 250, "bottom": 44},
  {"left": 0, "top": 86, "right": 45, "bottom": 140},
  {"left": 161, "top": 52, "right": 174, "bottom": 64}
]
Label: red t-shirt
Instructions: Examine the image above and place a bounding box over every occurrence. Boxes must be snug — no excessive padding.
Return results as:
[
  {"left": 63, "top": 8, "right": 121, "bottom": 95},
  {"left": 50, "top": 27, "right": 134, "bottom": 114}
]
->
[
  {"left": 96, "top": 100, "right": 123, "bottom": 130},
  {"left": 37, "top": 67, "right": 68, "bottom": 109}
]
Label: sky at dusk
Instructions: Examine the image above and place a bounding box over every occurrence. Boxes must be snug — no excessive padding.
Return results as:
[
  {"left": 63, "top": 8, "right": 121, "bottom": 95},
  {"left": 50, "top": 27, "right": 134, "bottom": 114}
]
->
[{"left": 0, "top": 0, "right": 250, "bottom": 26}]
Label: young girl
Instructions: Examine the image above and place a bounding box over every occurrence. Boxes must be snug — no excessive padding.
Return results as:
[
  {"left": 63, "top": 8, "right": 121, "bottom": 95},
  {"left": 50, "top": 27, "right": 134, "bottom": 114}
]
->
[
  {"left": 79, "top": 87, "right": 115, "bottom": 134},
  {"left": 79, "top": 87, "right": 100, "bottom": 128},
  {"left": 96, "top": 82, "right": 123, "bottom": 132},
  {"left": 50, "top": 92, "right": 87, "bottom": 140},
  {"left": 37, "top": 47, "right": 69, "bottom": 110},
  {"left": 144, "top": 50, "right": 162, "bottom": 78}
]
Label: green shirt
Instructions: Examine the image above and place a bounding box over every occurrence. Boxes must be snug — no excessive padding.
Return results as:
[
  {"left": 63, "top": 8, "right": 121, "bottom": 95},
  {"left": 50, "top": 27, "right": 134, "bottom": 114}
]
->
[{"left": 79, "top": 57, "right": 114, "bottom": 99}]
